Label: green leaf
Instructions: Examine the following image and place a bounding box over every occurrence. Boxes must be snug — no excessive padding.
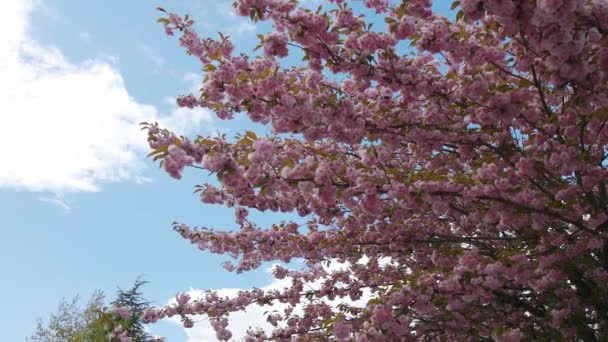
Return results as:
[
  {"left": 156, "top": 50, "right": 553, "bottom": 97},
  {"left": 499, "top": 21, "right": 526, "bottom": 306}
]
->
[
  {"left": 322, "top": 317, "right": 336, "bottom": 327},
  {"left": 245, "top": 131, "right": 258, "bottom": 140},
  {"left": 517, "top": 79, "right": 534, "bottom": 88},
  {"left": 146, "top": 149, "right": 165, "bottom": 158},
  {"left": 456, "top": 10, "right": 464, "bottom": 21},
  {"left": 450, "top": 1, "right": 461, "bottom": 10},
  {"left": 329, "top": 93, "right": 338, "bottom": 105},
  {"left": 496, "top": 83, "right": 512, "bottom": 92},
  {"left": 203, "top": 64, "right": 217, "bottom": 72},
  {"left": 396, "top": 4, "right": 406, "bottom": 18}
]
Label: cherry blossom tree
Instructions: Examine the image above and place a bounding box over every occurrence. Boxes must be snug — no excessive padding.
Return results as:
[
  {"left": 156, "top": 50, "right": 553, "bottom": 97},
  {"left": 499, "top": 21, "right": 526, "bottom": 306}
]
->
[{"left": 140, "top": 0, "right": 608, "bottom": 340}]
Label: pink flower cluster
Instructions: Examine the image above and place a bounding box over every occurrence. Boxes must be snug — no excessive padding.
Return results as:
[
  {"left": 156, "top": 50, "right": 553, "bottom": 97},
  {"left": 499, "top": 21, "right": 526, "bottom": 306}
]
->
[{"left": 263, "top": 32, "right": 289, "bottom": 58}]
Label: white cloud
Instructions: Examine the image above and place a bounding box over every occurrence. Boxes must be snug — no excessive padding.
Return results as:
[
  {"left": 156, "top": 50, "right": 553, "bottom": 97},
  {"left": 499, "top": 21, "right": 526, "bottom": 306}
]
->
[{"left": 0, "top": 0, "right": 213, "bottom": 194}]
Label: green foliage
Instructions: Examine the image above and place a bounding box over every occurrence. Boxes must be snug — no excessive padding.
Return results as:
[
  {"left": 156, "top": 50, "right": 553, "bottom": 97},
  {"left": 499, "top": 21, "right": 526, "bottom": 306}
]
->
[
  {"left": 29, "top": 279, "right": 161, "bottom": 342},
  {"left": 28, "top": 291, "right": 105, "bottom": 342}
]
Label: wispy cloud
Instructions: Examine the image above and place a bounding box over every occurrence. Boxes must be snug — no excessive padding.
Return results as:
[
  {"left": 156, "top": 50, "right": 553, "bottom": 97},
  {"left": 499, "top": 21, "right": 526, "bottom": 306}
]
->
[
  {"left": 156, "top": 0, "right": 263, "bottom": 38},
  {"left": 39, "top": 195, "right": 71, "bottom": 213},
  {"left": 183, "top": 72, "right": 203, "bottom": 94},
  {"left": 78, "top": 32, "right": 91, "bottom": 42},
  {"left": 137, "top": 43, "right": 165, "bottom": 72},
  {"left": 226, "top": 21, "right": 256, "bottom": 36},
  {"left": 0, "top": 0, "right": 213, "bottom": 195}
]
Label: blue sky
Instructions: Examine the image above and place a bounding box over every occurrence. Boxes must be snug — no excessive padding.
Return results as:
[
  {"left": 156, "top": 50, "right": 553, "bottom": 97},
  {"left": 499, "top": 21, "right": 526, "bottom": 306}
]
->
[{"left": 0, "top": 1, "right": 455, "bottom": 340}]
